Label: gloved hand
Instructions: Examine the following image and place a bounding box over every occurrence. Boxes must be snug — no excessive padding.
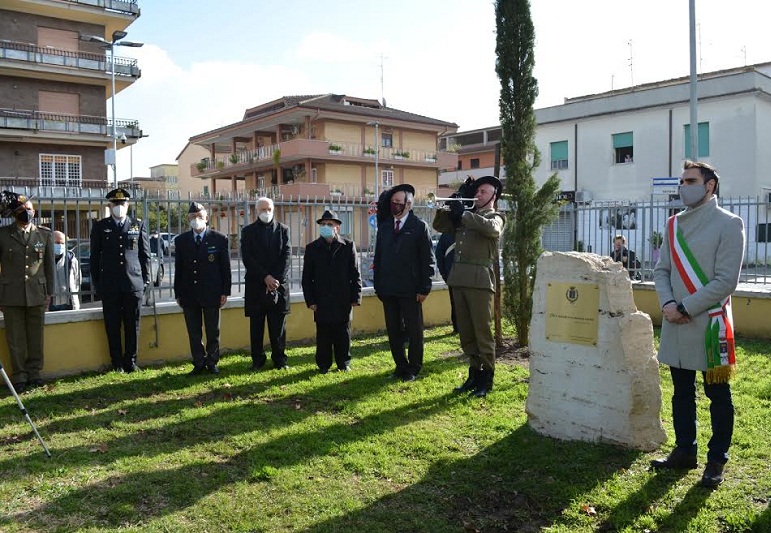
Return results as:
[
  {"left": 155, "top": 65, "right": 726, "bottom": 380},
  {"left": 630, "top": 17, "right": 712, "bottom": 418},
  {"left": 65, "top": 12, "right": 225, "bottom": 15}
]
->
[{"left": 449, "top": 199, "right": 465, "bottom": 226}]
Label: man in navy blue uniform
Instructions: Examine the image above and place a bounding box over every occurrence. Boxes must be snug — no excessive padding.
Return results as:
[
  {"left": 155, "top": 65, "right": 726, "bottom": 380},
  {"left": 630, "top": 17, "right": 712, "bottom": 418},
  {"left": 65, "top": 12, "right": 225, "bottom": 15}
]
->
[
  {"left": 373, "top": 183, "right": 435, "bottom": 382},
  {"left": 301, "top": 210, "right": 362, "bottom": 374},
  {"left": 90, "top": 188, "right": 150, "bottom": 373},
  {"left": 174, "top": 202, "right": 232, "bottom": 375},
  {"left": 241, "top": 197, "right": 291, "bottom": 370}
]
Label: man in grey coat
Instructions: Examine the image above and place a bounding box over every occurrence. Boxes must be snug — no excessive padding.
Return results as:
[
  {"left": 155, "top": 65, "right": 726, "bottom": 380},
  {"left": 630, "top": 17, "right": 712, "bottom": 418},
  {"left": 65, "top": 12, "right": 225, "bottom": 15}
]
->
[{"left": 651, "top": 161, "right": 744, "bottom": 488}]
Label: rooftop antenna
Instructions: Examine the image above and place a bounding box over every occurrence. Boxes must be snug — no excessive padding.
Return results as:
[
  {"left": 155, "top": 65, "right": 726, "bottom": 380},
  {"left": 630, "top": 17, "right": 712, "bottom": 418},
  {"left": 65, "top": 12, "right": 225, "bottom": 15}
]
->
[
  {"left": 628, "top": 40, "right": 634, "bottom": 87},
  {"left": 379, "top": 52, "right": 387, "bottom": 107},
  {"left": 611, "top": 73, "right": 615, "bottom": 91},
  {"left": 741, "top": 45, "right": 747, "bottom": 66}
]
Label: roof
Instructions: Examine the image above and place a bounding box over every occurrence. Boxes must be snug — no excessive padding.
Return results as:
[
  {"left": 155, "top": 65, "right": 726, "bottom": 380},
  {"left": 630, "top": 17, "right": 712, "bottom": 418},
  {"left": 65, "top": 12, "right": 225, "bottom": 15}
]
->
[{"left": 190, "top": 93, "right": 458, "bottom": 145}]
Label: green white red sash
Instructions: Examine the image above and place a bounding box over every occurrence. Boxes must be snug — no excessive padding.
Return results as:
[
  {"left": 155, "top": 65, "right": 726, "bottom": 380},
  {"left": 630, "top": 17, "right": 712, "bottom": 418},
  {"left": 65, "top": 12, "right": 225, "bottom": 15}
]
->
[{"left": 668, "top": 215, "right": 736, "bottom": 383}]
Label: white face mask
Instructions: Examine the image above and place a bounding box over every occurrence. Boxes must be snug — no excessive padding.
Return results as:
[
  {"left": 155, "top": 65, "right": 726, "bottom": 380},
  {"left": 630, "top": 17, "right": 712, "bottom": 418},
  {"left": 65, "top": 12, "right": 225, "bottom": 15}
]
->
[
  {"left": 258, "top": 211, "right": 273, "bottom": 224},
  {"left": 112, "top": 204, "right": 128, "bottom": 219},
  {"left": 190, "top": 218, "right": 206, "bottom": 231}
]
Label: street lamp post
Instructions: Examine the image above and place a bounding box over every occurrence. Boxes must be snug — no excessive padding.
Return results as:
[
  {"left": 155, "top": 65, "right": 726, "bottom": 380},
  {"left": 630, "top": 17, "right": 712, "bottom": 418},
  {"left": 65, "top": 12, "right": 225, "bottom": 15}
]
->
[
  {"left": 366, "top": 121, "right": 380, "bottom": 199},
  {"left": 81, "top": 30, "right": 143, "bottom": 188}
]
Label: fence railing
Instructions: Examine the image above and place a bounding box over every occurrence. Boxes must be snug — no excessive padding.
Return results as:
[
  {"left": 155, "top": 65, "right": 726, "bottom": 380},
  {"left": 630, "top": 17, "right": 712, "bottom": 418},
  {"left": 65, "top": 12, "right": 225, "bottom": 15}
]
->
[
  {"left": 0, "top": 40, "right": 139, "bottom": 77},
  {"left": 14, "top": 194, "right": 771, "bottom": 310}
]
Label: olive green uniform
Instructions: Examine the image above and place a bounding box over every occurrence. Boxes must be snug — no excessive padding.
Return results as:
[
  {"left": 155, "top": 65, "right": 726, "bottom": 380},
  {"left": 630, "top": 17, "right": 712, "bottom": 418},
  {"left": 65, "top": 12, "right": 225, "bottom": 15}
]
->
[
  {"left": 433, "top": 207, "right": 505, "bottom": 371},
  {"left": 0, "top": 223, "right": 54, "bottom": 386}
]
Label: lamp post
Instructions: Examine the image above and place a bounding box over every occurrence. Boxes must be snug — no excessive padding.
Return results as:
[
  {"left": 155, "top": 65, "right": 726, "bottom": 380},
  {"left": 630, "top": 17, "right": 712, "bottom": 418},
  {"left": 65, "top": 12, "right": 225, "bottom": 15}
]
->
[
  {"left": 366, "top": 121, "right": 380, "bottom": 199},
  {"left": 81, "top": 31, "right": 143, "bottom": 187}
]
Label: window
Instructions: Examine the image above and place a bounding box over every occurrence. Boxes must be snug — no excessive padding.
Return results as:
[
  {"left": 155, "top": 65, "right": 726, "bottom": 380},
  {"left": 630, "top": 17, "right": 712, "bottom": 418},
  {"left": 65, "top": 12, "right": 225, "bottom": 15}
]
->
[
  {"left": 550, "top": 140, "right": 569, "bottom": 170},
  {"left": 470, "top": 158, "right": 480, "bottom": 169},
  {"left": 381, "top": 133, "right": 393, "bottom": 148},
  {"left": 757, "top": 223, "right": 771, "bottom": 243},
  {"left": 684, "top": 122, "right": 710, "bottom": 158},
  {"left": 612, "top": 132, "right": 633, "bottom": 164},
  {"left": 39, "top": 154, "right": 81, "bottom": 186},
  {"left": 457, "top": 160, "right": 463, "bottom": 170},
  {"left": 382, "top": 169, "right": 394, "bottom": 188},
  {"left": 311, "top": 168, "right": 317, "bottom": 183}
]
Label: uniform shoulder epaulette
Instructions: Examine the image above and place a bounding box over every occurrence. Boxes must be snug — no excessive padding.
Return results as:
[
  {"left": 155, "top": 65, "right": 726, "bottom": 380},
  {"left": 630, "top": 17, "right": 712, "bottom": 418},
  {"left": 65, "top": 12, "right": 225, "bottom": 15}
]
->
[{"left": 37, "top": 225, "right": 52, "bottom": 233}]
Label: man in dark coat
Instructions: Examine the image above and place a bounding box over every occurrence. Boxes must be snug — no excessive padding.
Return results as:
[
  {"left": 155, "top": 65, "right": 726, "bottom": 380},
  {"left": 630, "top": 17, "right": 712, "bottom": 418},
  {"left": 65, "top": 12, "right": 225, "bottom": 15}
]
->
[
  {"left": 241, "top": 197, "right": 291, "bottom": 370},
  {"left": 174, "top": 202, "right": 232, "bottom": 375},
  {"left": 90, "top": 188, "right": 150, "bottom": 373},
  {"left": 301, "top": 210, "right": 362, "bottom": 373},
  {"left": 0, "top": 192, "right": 54, "bottom": 393},
  {"left": 373, "top": 183, "right": 436, "bottom": 382}
]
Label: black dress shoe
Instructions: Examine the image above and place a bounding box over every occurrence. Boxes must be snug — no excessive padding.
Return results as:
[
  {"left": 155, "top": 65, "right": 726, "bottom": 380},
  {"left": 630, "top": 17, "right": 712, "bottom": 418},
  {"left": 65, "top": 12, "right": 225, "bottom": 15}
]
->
[
  {"left": 701, "top": 461, "right": 725, "bottom": 487},
  {"left": 125, "top": 364, "right": 142, "bottom": 374},
  {"left": 274, "top": 364, "right": 290, "bottom": 370},
  {"left": 318, "top": 368, "right": 329, "bottom": 375},
  {"left": 29, "top": 378, "right": 45, "bottom": 388},
  {"left": 650, "top": 448, "right": 698, "bottom": 470},
  {"left": 111, "top": 366, "right": 125, "bottom": 374},
  {"left": 389, "top": 370, "right": 403, "bottom": 380},
  {"left": 337, "top": 365, "right": 351, "bottom": 372},
  {"left": 402, "top": 373, "right": 417, "bottom": 382},
  {"left": 189, "top": 366, "right": 207, "bottom": 376},
  {"left": 207, "top": 364, "right": 220, "bottom": 375},
  {"left": 12, "top": 382, "right": 26, "bottom": 394},
  {"left": 251, "top": 362, "right": 265, "bottom": 371}
]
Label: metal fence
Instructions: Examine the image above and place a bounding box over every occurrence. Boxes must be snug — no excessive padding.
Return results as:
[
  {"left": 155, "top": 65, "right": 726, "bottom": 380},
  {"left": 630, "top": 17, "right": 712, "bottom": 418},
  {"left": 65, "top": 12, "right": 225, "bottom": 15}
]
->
[
  {"left": 12, "top": 193, "right": 771, "bottom": 308},
  {"left": 544, "top": 196, "right": 771, "bottom": 284}
]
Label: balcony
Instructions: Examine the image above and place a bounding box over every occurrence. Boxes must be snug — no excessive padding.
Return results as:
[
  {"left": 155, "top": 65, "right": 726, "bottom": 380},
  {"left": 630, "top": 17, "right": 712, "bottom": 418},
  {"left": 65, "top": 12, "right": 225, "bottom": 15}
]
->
[
  {"left": 0, "top": 108, "right": 142, "bottom": 142},
  {"left": 190, "top": 139, "right": 457, "bottom": 178},
  {"left": 3, "top": 1, "right": 140, "bottom": 37},
  {"left": 0, "top": 177, "right": 141, "bottom": 199}
]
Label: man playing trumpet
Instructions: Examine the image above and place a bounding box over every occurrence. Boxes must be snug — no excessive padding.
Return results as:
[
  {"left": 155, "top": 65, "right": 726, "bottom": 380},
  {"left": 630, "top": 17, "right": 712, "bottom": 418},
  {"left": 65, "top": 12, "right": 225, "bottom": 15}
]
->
[{"left": 432, "top": 176, "right": 505, "bottom": 397}]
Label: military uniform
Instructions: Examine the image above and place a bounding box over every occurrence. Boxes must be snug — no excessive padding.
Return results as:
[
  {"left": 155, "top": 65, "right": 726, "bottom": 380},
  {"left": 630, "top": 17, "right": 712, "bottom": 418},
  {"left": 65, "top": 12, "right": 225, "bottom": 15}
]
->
[
  {"left": 0, "top": 200, "right": 54, "bottom": 389},
  {"left": 174, "top": 202, "right": 231, "bottom": 373},
  {"left": 433, "top": 176, "right": 505, "bottom": 396},
  {"left": 90, "top": 188, "right": 150, "bottom": 372}
]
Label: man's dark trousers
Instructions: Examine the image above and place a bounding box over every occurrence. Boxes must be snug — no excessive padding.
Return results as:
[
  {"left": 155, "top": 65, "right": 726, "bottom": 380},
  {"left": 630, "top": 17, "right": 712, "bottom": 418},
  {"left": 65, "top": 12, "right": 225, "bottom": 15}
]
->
[
  {"left": 315, "top": 322, "right": 351, "bottom": 371},
  {"left": 182, "top": 304, "right": 221, "bottom": 367},
  {"left": 102, "top": 291, "right": 141, "bottom": 370},
  {"left": 381, "top": 295, "right": 423, "bottom": 376},
  {"left": 670, "top": 366, "right": 734, "bottom": 464},
  {"left": 249, "top": 309, "right": 287, "bottom": 367}
]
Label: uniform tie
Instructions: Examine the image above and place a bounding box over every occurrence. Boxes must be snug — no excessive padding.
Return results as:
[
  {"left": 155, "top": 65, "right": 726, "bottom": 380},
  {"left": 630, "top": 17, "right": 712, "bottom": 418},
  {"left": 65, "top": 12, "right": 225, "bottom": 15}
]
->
[{"left": 195, "top": 234, "right": 202, "bottom": 245}]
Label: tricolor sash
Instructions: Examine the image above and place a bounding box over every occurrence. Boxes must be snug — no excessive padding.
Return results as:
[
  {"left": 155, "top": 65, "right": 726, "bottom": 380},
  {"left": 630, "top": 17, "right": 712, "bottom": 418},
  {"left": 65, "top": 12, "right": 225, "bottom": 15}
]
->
[{"left": 668, "top": 215, "right": 736, "bottom": 383}]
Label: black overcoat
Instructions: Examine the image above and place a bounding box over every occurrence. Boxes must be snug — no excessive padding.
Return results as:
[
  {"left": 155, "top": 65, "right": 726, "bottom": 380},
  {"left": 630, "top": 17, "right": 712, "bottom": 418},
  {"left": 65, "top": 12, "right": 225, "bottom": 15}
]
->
[
  {"left": 301, "top": 235, "right": 362, "bottom": 324},
  {"left": 174, "top": 228, "right": 232, "bottom": 307},
  {"left": 240, "top": 219, "right": 291, "bottom": 315},
  {"left": 373, "top": 212, "right": 435, "bottom": 298}
]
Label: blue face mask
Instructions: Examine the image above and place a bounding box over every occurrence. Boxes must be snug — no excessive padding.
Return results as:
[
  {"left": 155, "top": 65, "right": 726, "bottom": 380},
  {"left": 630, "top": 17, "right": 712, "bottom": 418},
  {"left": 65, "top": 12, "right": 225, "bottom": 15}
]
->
[
  {"left": 320, "top": 226, "right": 335, "bottom": 239},
  {"left": 53, "top": 243, "right": 66, "bottom": 256}
]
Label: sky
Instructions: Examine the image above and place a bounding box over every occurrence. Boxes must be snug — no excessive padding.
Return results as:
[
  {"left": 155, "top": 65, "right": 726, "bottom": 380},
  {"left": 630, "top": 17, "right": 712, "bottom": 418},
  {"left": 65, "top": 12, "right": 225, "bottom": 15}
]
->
[{"left": 114, "top": 0, "right": 771, "bottom": 181}]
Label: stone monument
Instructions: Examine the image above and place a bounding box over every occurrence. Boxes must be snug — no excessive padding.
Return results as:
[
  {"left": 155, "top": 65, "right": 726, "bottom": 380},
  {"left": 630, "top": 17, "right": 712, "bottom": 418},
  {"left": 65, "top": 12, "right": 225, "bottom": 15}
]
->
[{"left": 526, "top": 251, "right": 666, "bottom": 451}]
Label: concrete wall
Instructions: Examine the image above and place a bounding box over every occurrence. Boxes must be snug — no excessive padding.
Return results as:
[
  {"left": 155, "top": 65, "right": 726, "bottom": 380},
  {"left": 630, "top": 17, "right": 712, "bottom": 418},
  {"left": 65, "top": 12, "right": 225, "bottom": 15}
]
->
[{"left": 0, "top": 286, "right": 452, "bottom": 378}]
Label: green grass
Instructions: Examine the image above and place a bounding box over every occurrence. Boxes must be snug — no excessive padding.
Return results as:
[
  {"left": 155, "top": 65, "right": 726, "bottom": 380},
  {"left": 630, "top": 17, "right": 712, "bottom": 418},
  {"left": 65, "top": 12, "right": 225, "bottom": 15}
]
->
[{"left": 0, "top": 328, "right": 769, "bottom": 532}]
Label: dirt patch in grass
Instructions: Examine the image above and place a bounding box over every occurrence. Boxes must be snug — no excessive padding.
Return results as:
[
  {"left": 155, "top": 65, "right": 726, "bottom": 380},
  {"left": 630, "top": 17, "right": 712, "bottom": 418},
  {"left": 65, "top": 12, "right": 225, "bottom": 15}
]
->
[{"left": 438, "top": 338, "right": 530, "bottom": 370}]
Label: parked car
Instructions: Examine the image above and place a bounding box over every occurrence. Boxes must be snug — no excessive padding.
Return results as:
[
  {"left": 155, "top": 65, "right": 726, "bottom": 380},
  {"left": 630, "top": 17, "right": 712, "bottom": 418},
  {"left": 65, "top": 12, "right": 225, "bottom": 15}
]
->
[
  {"left": 158, "top": 232, "right": 177, "bottom": 255},
  {"left": 75, "top": 242, "right": 164, "bottom": 301}
]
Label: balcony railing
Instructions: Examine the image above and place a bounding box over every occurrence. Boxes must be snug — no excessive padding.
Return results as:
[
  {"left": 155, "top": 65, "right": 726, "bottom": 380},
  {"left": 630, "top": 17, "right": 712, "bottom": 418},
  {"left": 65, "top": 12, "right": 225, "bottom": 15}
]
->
[
  {"left": 0, "top": 40, "right": 140, "bottom": 78},
  {"left": 192, "top": 139, "right": 448, "bottom": 176},
  {"left": 62, "top": 0, "right": 140, "bottom": 15},
  {"left": 0, "top": 108, "right": 141, "bottom": 138}
]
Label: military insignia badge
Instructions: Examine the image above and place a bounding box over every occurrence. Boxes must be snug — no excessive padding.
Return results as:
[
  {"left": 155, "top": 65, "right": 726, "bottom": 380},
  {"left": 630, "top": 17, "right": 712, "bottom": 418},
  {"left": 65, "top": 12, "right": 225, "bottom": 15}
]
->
[{"left": 208, "top": 253, "right": 215, "bottom": 262}]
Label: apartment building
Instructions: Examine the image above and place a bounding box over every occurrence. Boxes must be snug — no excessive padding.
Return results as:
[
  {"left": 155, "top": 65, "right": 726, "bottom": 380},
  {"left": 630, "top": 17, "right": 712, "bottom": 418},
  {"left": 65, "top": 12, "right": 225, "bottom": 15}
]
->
[
  {"left": 0, "top": 0, "right": 143, "bottom": 200},
  {"left": 440, "top": 62, "right": 771, "bottom": 202},
  {"left": 184, "top": 93, "right": 458, "bottom": 248}
]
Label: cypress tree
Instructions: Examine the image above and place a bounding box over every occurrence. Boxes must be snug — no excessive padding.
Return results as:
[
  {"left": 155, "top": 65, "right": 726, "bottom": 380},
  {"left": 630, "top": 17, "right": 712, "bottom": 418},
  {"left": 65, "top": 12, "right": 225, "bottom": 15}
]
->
[{"left": 496, "top": 0, "right": 561, "bottom": 347}]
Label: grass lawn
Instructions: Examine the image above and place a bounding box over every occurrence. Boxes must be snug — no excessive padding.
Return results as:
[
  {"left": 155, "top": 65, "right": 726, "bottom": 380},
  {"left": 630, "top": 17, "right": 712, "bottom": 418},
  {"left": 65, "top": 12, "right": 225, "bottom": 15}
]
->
[{"left": 0, "top": 327, "right": 770, "bottom": 532}]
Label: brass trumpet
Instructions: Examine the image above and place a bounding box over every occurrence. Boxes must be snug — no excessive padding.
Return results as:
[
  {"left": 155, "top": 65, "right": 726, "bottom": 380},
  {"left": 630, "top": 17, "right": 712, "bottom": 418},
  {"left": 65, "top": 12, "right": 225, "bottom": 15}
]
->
[{"left": 426, "top": 192, "right": 476, "bottom": 209}]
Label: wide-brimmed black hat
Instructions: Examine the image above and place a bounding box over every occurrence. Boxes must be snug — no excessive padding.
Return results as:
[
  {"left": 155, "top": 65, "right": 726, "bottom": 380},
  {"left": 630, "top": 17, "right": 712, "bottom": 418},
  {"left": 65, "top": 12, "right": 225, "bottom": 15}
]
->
[
  {"left": 390, "top": 183, "right": 415, "bottom": 197},
  {"left": 188, "top": 201, "right": 206, "bottom": 214},
  {"left": 106, "top": 188, "right": 131, "bottom": 202},
  {"left": 316, "top": 209, "right": 342, "bottom": 224},
  {"left": 1, "top": 191, "right": 30, "bottom": 216},
  {"left": 472, "top": 176, "right": 503, "bottom": 199}
]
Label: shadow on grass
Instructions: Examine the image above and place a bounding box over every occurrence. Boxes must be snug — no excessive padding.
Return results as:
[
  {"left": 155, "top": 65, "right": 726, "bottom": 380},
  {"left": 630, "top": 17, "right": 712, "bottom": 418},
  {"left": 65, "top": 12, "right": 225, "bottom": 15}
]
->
[
  {"left": 4, "top": 392, "right": 452, "bottom": 530},
  {"left": 653, "top": 482, "right": 712, "bottom": 532},
  {"left": 299, "top": 425, "right": 640, "bottom": 533},
  {"left": 752, "top": 501, "right": 771, "bottom": 532}
]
